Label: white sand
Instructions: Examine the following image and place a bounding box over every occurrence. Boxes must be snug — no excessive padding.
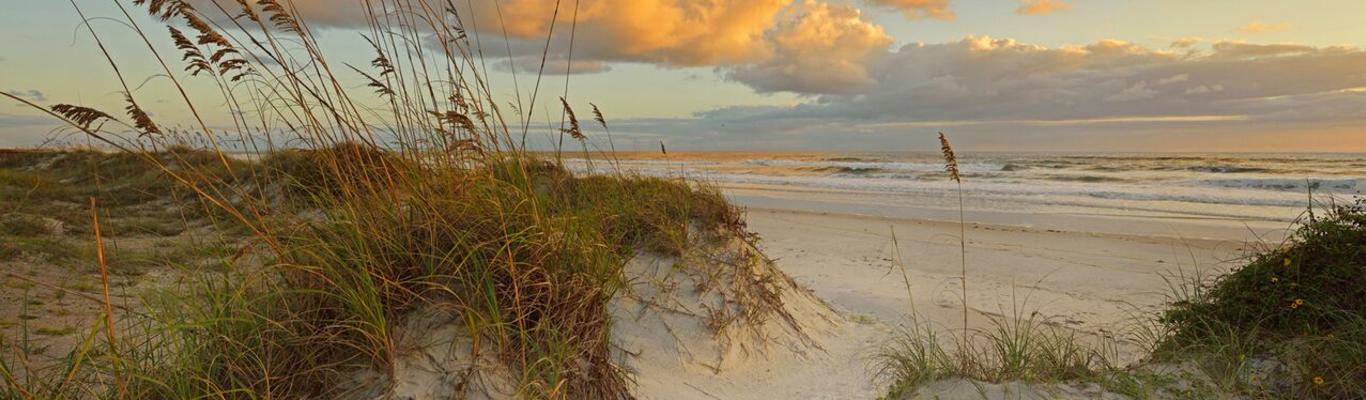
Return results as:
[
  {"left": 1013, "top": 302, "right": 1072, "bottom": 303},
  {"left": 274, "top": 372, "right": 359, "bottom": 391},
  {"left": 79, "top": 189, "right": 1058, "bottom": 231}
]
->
[{"left": 625, "top": 182, "right": 1290, "bottom": 399}]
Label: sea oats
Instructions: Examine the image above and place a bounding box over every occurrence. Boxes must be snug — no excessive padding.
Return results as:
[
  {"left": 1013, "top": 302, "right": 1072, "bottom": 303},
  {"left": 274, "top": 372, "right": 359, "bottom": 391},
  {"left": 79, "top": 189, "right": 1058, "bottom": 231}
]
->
[
  {"left": 939, "top": 132, "right": 960, "bottom": 183},
  {"left": 591, "top": 103, "right": 607, "bottom": 129},
  {"left": 257, "top": 0, "right": 303, "bottom": 34},
  {"left": 123, "top": 93, "right": 160, "bottom": 137},
  {"left": 560, "top": 97, "right": 585, "bottom": 141},
  {"left": 51, "top": 104, "right": 117, "bottom": 130},
  {"left": 350, "top": 65, "right": 395, "bottom": 97},
  {"left": 169, "top": 27, "right": 212, "bottom": 76}
]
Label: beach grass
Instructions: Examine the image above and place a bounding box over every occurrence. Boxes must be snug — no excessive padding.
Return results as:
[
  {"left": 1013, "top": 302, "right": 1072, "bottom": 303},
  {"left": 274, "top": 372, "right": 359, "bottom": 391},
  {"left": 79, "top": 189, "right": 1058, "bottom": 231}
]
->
[
  {"left": 0, "top": 0, "right": 754, "bottom": 398},
  {"left": 873, "top": 199, "right": 1366, "bottom": 399},
  {"left": 872, "top": 304, "right": 1122, "bottom": 399}
]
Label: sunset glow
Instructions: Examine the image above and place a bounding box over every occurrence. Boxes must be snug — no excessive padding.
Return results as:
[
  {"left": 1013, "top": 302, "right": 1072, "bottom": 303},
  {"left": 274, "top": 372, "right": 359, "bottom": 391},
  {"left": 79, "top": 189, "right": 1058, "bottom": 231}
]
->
[{"left": 2, "top": 0, "right": 1364, "bottom": 150}]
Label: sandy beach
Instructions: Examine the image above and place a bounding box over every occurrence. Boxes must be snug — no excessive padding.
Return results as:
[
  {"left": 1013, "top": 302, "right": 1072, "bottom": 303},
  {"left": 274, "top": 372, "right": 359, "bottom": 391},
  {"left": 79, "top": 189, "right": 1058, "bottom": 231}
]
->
[{"left": 626, "top": 177, "right": 1299, "bottom": 399}]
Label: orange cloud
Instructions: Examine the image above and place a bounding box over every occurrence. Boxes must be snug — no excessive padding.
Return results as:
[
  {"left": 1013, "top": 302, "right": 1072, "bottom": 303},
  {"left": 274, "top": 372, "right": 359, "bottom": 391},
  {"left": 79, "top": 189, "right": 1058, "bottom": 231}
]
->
[
  {"left": 1014, "top": 0, "right": 1070, "bottom": 16},
  {"left": 193, "top": 0, "right": 898, "bottom": 93},
  {"left": 199, "top": 0, "right": 793, "bottom": 66},
  {"left": 862, "top": 0, "right": 955, "bottom": 20},
  {"left": 729, "top": 0, "right": 893, "bottom": 93},
  {"left": 464, "top": 0, "right": 792, "bottom": 66},
  {"left": 1237, "top": 21, "right": 1290, "bottom": 34}
]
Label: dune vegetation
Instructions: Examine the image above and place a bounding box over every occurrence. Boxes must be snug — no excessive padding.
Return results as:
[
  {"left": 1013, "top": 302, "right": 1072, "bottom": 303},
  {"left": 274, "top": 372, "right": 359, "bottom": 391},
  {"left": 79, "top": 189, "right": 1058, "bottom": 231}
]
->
[
  {"left": 0, "top": 1, "right": 792, "bottom": 399},
  {"left": 872, "top": 189, "right": 1365, "bottom": 399},
  {"left": 1152, "top": 200, "right": 1366, "bottom": 398}
]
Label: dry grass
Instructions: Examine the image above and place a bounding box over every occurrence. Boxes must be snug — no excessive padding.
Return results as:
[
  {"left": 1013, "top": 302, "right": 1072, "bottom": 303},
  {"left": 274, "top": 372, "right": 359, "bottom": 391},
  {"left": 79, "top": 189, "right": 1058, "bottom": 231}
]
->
[
  {"left": 873, "top": 137, "right": 1206, "bottom": 399},
  {"left": 0, "top": 1, "right": 758, "bottom": 398}
]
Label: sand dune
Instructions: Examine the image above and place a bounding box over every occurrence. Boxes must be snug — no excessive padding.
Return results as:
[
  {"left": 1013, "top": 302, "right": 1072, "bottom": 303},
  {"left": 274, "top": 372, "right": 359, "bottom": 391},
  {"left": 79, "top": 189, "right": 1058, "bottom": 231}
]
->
[{"left": 629, "top": 181, "right": 1285, "bottom": 398}]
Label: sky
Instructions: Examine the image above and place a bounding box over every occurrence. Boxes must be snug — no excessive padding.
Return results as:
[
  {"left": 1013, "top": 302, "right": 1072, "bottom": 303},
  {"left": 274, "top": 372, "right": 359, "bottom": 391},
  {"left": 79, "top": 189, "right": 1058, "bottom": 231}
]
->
[{"left": 2, "top": 0, "right": 1365, "bottom": 152}]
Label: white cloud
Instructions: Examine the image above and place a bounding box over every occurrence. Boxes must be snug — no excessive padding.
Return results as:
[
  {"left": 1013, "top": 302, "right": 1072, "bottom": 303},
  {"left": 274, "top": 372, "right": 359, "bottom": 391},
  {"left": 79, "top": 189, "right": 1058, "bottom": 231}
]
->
[{"left": 726, "top": 1, "right": 892, "bottom": 94}]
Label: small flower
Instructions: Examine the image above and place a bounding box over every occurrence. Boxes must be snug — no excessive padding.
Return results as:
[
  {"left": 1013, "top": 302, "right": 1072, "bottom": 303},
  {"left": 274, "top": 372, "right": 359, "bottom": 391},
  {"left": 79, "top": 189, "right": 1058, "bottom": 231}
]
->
[
  {"left": 1291, "top": 298, "right": 1305, "bottom": 309},
  {"left": 1313, "top": 376, "right": 1325, "bottom": 385},
  {"left": 1270, "top": 276, "right": 1279, "bottom": 283},
  {"left": 1283, "top": 256, "right": 1292, "bottom": 267}
]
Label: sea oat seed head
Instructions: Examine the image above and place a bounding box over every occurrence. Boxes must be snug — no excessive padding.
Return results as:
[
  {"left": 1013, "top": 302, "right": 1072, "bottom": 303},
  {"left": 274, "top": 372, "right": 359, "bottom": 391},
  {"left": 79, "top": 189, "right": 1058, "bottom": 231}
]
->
[
  {"left": 560, "top": 97, "right": 585, "bottom": 141},
  {"left": 938, "top": 132, "right": 961, "bottom": 183},
  {"left": 590, "top": 103, "right": 607, "bottom": 129}
]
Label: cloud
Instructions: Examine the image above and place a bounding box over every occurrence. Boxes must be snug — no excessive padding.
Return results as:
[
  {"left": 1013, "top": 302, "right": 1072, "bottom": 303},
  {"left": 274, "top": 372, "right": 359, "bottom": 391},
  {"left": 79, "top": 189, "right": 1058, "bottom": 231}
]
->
[
  {"left": 1184, "top": 85, "right": 1224, "bottom": 95},
  {"left": 1237, "top": 21, "right": 1290, "bottom": 34},
  {"left": 4, "top": 89, "right": 46, "bottom": 102},
  {"left": 802, "top": 37, "right": 1362, "bottom": 122},
  {"left": 1156, "top": 74, "right": 1189, "bottom": 85},
  {"left": 1210, "top": 41, "right": 1315, "bottom": 59},
  {"left": 1014, "top": 0, "right": 1070, "bottom": 16},
  {"left": 202, "top": 0, "right": 790, "bottom": 66},
  {"left": 862, "top": 0, "right": 954, "bottom": 20},
  {"left": 726, "top": 1, "right": 893, "bottom": 94},
  {"left": 1105, "top": 82, "right": 1157, "bottom": 102},
  {"left": 618, "top": 36, "right": 1366, "bottom": 149},
  {"left": 478, "top": 0, "right": 794, "bottom": 66},
  {"left": 1169, "top": 37, "right": 1202, "bottom": 48},
  {"left": 0, "top": 112, "right": 55, "bottom": 128},
  {"left": 493, "top": 57, "right": 613, "bottom": 75},
  {"left": 196, "top": 0, "right": 908, "bottom": 92}
]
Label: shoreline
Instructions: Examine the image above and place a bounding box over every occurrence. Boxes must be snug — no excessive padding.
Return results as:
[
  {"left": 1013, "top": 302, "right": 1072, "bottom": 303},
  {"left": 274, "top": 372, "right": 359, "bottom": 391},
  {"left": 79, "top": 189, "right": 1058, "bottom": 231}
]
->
[
  {"left": 720, "top": 181, "right": 1298, "bottom": 242},
  {"left": 655, "top": 182, "right": 1289, "bottom": 398}
]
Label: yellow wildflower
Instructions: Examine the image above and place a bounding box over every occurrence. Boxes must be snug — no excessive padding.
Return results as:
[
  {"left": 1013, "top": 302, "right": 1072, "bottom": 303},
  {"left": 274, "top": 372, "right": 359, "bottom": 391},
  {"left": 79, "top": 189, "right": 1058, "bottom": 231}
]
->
[
  {"left": 1291, "top": 298, "right": 1305, "bottom": 309},
  {"left": 1283, "top": 256, "right": 1291, "bottom": 266},
  {"left": 1313, "top": 376, "right": 1325, "bottom": 385}
]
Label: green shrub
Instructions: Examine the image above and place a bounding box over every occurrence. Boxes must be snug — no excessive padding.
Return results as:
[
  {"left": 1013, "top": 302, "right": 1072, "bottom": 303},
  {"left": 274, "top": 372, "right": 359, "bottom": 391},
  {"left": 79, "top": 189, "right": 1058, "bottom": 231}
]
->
[
  {"left": 1157, "top": 200, "right": 1366, "bottom": 398},
  {"left": 1162, "top": 202, "right": 1365, "bottom": 338}
]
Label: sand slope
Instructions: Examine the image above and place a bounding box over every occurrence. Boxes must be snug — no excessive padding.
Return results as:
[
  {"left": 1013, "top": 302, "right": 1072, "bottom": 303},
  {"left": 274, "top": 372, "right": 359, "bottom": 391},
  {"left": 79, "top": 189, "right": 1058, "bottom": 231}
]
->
[{"left": 613, "top": 235, "right": 885, "bottom": 399}]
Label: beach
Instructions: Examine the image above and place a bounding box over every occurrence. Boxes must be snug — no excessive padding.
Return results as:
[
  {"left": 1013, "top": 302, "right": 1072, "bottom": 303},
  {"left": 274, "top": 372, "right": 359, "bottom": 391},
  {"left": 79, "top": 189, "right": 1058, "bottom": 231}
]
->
[{"left": 575, "top": 151, "right": 1356, "bottom": 399}]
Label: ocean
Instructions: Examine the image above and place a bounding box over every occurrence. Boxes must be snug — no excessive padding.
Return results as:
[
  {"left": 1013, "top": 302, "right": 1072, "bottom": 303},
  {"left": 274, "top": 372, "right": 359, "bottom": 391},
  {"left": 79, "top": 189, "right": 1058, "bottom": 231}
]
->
[{"left": 567, "top": 153, "right": 1366, "bottom": 226}]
